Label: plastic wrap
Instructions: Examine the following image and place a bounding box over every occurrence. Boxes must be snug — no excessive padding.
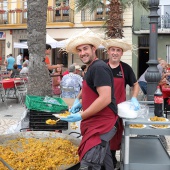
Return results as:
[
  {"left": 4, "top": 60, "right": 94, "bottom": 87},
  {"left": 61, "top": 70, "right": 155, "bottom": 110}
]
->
[{"left": 118, "top": 101, "right": 149, "bottom": 119}]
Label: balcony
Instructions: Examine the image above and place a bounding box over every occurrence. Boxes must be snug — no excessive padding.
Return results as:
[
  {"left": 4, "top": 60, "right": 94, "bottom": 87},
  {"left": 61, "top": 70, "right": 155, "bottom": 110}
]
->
[
  {"left": 81, "top": 8, "right": 108, "bottom": 22},
  {"left": 0, "top": 7, "right": 74, "bottom": 28},
  {"left": 141, "top": 15, "right": 170, "bottom": 30}
]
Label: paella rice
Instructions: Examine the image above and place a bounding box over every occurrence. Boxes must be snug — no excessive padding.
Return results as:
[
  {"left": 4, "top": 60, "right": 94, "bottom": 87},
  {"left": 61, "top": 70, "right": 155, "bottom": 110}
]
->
[
  {"left": 59, "top": 111, "right": 70, "bottom": 117},
  {"left": 0, "top": 137, "right": 79, "bottom": 170},
  {"left": 129, "top": 124, "right": 144, "bottom": 128},
  {"left": 149, "top": 116, "right": 166, "bottom": 122}
]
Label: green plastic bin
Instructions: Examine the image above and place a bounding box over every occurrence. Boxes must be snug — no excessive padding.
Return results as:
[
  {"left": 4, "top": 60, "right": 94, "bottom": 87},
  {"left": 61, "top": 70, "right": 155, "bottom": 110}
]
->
[{"left": 25, "top": 95, "right": 68, "bottom": 112}]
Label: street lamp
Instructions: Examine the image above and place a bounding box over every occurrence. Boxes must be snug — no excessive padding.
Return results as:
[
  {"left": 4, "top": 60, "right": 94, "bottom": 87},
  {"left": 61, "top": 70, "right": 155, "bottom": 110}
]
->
[{"left": 145, "top": 0, "right": 160, "bottom": 101}]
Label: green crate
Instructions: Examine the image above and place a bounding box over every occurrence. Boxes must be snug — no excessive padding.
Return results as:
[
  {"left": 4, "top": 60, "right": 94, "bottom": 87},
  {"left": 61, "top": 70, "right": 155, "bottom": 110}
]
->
[{"left": 25, "top": 95, "right": 68, "bottom": 112}]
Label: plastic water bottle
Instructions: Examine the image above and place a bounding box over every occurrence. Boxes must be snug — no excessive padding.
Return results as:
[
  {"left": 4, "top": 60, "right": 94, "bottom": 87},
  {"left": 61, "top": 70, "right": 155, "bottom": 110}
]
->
[{"left": 154, "top": 86, "right": 163, "bottom": 117}]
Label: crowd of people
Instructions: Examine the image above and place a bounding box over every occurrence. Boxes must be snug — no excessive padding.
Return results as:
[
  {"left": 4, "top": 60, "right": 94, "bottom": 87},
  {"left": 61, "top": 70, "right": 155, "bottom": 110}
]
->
[{"left": 1, "top": 53, "right": 29, "bottom": 78}]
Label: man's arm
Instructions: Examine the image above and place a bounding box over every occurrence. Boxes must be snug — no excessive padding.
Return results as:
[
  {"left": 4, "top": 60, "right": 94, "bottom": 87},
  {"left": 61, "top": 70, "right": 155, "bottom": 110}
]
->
[
  {"left": 131, "top": 82, "right": 140, "bottom": 98},
  {"left": 81, "top": 86, "right": 111, "bottom": 120},
  {"left": 46, "top": 64, "right": 63, "bottom": 70},
  {"left": 76, "top": 90, "right": 82, "bottom": 100}
]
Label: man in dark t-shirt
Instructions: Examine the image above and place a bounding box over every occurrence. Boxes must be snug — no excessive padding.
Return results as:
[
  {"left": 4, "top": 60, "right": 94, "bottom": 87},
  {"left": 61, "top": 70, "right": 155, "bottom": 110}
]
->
[
  {"left": 103, "top": 38, "right": 140, "bottom": 169},
  {"left": 61, "top": 28, "right": 118, "bottom": 170}
]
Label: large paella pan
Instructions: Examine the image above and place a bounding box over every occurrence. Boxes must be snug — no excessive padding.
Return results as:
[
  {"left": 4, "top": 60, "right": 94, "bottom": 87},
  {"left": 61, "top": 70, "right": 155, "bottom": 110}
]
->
[{"left": 0, "top": 131, "right": 81, "bottom": 170}]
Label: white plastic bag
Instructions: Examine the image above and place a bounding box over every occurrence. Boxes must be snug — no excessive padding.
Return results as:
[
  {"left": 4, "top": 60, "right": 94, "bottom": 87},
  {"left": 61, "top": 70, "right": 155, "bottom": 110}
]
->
[{"left": 118, "top": 101, "right": 149, "bottom": 119}]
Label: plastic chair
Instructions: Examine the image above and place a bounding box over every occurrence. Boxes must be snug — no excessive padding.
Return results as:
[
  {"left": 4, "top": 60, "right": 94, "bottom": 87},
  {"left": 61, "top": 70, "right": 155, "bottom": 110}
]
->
[
  {"left": 14, "top": 78, "right": 27, "bottom": 105},
  {"left": 0, "top": 82, "right": 8, "bottom": 108}
]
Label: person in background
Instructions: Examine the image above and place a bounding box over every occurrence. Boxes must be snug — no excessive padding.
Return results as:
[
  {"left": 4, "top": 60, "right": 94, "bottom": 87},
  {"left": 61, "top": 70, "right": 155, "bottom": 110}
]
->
[
  {"left": 16, "top": 52, "right": 23, "bottom": 70},
  {"left": 10, "top": 64, "right": 20, "bottom": 78},
  {"left": 4, "top": 54, "right": 15, "bottom": 72},
  {"left": 138, "top": 59, "right": 167, "bottom": 95},
  {"left": 52, "top": 65, "right": 63, "bottom": 96},
  {"left": 20, "top": 62, "right": 29, "bottom": 75},
  {"left": 62, "top": 63, "right": 77, "bottom": 76},
  {"left": 60, "top": 64, "right": 82, "bottom": 98},
  {"left": 45, "top": 44, "right": 62, "bottom": 73},
  {"left": 102, "top": 38, "right": 140, "bottom": 169},
  {"left": 0, "top": 56, "right": 2, "bottom": 71},
  {"left": 23, "top": 56, "right": 29, "bottom": 68},
  {"left": 81, "top": 64, "right": 87, "bottom": 77},
  {"left": 61, "top": 28, "right": 118, "bottom": 170},
  {"left": 75, "top": 64, "right": 82, "bottom": 75}
]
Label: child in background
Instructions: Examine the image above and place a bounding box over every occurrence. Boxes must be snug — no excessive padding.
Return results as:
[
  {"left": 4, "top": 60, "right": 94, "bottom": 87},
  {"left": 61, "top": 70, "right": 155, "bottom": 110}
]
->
[{"left": 52, "top": 65, "right": 63, "bottom": 96}]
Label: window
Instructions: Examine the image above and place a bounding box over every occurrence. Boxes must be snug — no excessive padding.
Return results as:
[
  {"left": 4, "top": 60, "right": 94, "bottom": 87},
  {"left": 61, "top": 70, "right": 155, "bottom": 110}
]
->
[
  {"left": 0, "top": 0, "right": 7, "bottom": 22},
  {"left": 55, "top": 0, "right": 70, "bottom": 20},
  {"left": 23, "top": 0, "right": 27, "bottom": 19}
]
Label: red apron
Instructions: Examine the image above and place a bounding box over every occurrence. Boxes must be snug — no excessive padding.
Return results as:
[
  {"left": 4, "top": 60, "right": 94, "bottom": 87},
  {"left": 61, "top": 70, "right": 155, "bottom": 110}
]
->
[
  {"left": 78, "top": 80, "right": 118, "bottom": 160},
  {"left": 109, "top": 63, "right": 126, "bottom": 150}
]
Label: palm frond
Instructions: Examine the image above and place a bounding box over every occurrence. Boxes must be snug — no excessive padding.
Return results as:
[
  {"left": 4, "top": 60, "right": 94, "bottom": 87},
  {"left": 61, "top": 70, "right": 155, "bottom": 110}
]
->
[{"left": 75, "top": 0, "right": 105, "bottom": 13}]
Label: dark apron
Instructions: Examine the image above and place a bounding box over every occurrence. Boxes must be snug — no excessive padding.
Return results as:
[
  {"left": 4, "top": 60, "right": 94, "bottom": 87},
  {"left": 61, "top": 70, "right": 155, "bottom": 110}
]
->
[
  {"left": 109, "top": 63, "right": 126, "bottom": 150},
  {"left": 78, "top": 80, "right": 118, "bottom": 160}
]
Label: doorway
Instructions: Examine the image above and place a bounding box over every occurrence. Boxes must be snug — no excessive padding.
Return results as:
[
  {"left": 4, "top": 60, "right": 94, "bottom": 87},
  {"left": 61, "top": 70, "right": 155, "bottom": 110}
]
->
[
  {"left": 20, "top": 40, "right": 29, "bottom": 61},
  {"left": 138, "top": 48, "right": 149, "bottom": 78}
]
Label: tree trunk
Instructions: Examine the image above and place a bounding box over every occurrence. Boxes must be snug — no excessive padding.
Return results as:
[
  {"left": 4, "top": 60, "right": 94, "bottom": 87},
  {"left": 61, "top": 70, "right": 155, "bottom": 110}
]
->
[{"left": 27, "top": 0, "right": 52, "bottom": 96}]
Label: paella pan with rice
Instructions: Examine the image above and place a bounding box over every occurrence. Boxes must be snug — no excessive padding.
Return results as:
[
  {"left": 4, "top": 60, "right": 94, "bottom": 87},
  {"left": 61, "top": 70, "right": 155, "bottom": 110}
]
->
[{"left": 0, "top": 131, "right": 81, "bottom": 170}]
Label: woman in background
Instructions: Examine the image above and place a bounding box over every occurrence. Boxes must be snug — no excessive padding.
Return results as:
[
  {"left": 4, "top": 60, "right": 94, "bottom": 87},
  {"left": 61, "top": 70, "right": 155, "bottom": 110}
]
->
[{"left": 52, "top": 65, "right": 63, "bottom": 96}]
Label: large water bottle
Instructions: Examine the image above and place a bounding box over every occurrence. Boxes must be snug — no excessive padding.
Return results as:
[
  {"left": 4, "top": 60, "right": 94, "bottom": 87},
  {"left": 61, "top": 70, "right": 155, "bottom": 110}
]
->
[{"left": 154, "top": 86, "right": 163, "bottom": 117}]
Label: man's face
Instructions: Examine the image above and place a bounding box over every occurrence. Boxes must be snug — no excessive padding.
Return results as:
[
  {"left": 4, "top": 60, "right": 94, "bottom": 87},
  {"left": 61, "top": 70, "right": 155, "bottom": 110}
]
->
[
  {"left": 45, "top": 48, "right": 51, "bottom": 55},
  {"left": 107, "top": 46, "right": 123, "bottom": 63},
  {"left": 76, "top": 44, "right": 96, "bottom": 65}
]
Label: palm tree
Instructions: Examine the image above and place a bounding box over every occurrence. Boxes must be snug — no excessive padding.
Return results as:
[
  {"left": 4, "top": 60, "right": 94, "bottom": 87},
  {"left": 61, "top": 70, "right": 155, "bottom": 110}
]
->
[
  {"left": 27, "top": 0, "right": 52, "bottom": 96},
  {"left": 75, "top": 0, "right": 148, "bottom": 38}
]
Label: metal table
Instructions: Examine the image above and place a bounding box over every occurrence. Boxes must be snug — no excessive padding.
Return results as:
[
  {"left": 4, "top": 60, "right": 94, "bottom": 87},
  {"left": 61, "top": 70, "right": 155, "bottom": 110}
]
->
[{"left": 121, "top": 104, "right": 170, "bottom": 170}]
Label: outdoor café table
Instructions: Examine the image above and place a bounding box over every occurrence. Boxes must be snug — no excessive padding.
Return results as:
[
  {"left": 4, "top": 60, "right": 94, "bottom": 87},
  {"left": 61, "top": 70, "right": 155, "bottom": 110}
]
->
[
  {"left": 0, "top": 78, "right": 23, "bottom": 101},
  {"left": 0, "top": 78, "right": 17, "bottom": 89},
  {"left": 121, "top": 103, "right": 170, "bottom": 170}
]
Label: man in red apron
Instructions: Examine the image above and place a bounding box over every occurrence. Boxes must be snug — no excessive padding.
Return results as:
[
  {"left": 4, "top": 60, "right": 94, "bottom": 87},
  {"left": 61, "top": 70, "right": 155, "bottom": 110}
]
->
[
  {"left": 103, "top": 39, "right": 140, "bottom": 169},
  {"left": 61, "top": 28, "right": 118, "bottom": 170}
]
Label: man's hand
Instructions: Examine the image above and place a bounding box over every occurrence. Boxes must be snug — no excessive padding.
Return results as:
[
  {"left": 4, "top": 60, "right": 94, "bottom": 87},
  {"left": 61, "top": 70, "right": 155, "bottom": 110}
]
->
[
  {"left": 69, "top": 98, "right": 82, "bottom": 113},
  {"left": 60, "top": 112, "right": 82, "bottom": 122},
  {"left": 131, "top": 97, "right": 140, "bottom": 111}
]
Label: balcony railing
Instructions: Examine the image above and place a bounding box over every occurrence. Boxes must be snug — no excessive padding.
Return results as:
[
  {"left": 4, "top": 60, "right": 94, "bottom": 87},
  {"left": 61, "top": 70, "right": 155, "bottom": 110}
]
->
[
  {"left": 81, "top": 8, "right": 108, "bottom": 21},
  {"left": 0, "top": 7, "right": 74, "bottom": 25},
  {"left": 141, "top": 15, "right": 170, "bottom": 30}
]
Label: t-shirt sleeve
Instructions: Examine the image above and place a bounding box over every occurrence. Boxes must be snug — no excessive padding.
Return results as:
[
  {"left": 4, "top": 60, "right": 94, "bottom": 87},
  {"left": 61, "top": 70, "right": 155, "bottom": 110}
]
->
[
  {"left": 125, "top": 64, "right": 137, "bottom": 87},
  {"left": 92, "top": 65, "right": 112, "bottom": 87},
  {"left": 45, "top": 56, "right": 50, "bottom": 64}
]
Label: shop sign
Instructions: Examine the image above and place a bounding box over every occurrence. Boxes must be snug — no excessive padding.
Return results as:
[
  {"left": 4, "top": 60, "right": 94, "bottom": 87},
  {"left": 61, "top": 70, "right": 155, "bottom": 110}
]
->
[{"left": 0, "top": 32, "right": 6, "bottom": 39}]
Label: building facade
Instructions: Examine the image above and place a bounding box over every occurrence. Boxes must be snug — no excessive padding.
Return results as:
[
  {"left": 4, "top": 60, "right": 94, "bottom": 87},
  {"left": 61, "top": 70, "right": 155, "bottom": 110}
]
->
[
  {"left": 0, "top": 0, "right": 133, "bottom": 71},
  {"left": 133, "top": 0, "right": 170, "bottom": 78}
]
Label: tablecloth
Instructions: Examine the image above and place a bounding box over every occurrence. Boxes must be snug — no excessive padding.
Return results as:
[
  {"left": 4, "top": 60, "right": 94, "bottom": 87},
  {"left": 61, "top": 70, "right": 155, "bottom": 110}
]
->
[{"left": 0, "top": 78, "right": 21, "bottom": 89}]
